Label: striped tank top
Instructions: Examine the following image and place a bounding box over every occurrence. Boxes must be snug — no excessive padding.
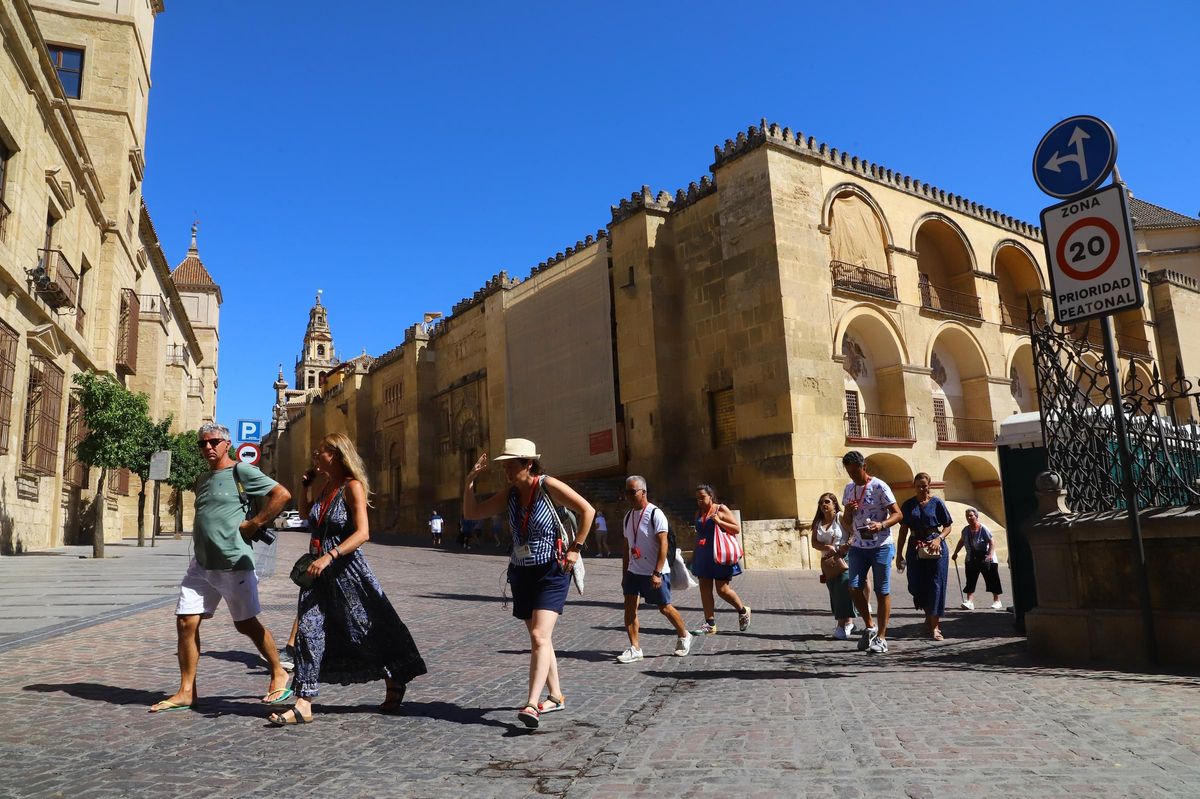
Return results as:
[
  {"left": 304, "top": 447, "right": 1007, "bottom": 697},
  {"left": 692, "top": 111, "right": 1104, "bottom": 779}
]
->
[{"left": 507, "top": 476, "right": 559, "bottom": 566}]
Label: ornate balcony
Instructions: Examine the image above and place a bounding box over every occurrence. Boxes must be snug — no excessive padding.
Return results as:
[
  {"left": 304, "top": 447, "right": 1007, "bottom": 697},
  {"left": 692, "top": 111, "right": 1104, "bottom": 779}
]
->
[
  {"left": 33, "top": 249, "right": 79, "bottom": 310},
  {"left": 919, "top": 277, "right": 982, "bottom": 319},
  {"left": 166, "top": 344, "right": 190, "bottom": 367},
  {"left": 115, "top": 289, "right": 139, "bottom": 375},
  {"left": 136, "top": 293, "right": 172, "bottom": 325},
  {"left": 844, "top": 412, "right": 916, "bottom": 442},
  {"left": 829, "top": 261, "right": 897, "bottom": 301},
  {"left": 935, "top": 415, "right": 996, "bottom": 446},
  {"left": 187, "top": 378, "right": 204, "bottom": 397}
]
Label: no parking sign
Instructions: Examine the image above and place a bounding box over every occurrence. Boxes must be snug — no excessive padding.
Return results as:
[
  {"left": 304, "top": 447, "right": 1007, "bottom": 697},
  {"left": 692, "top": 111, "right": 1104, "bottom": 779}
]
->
[{"left": 1039, "top": 184, "right": 1142, "bottom": 324}]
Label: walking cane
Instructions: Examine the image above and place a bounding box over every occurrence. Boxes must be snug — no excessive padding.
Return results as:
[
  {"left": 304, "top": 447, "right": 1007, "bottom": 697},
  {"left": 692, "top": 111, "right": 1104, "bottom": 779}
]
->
[{"left": 954, "top": 558, "right": 964, "bottom": 602}]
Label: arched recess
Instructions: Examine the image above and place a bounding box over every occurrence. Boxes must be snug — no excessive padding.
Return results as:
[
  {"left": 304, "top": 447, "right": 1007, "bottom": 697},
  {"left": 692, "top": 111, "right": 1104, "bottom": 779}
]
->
[
  {"left": 836, "top": 306, "right": 912, "bottom": 440},
  {"left": 927, "top": 323, "right": 995, "bottom": 443},
  {"left": 388, "top": 440, "right": 403, "bottom": 497},
  {"left": 994, "top": 240, "right": 1046, "bottom": 329},
  {"left": 824, "top": 184, "right": 896, "bottom": 299},
  {"left": 942, "top": 455, "right": 1005, "bottom": 526},
  {"left": 1115, "top": 307, "right": 1152, "bottom": 359},
  {"left": 1005, "top": 339, "right": 1038, "bottom": 414},
  {"left": 913, "top": 214, "right": 981, "bottom": 318},
  {"left": 864, "top": 452, "right": 914, "bottom": 494}
]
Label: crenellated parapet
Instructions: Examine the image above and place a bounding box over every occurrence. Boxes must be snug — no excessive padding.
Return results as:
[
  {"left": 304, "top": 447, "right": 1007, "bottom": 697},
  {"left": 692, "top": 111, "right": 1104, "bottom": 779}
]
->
[
  {"left": 710, "top": 118, "right": 1042, "bottom": 240},
  {"left": 528, "top": 230, "right": 608, "bottom": 278},
  {"left": 610, "top": 185, "right": 673, "bottom": 225},
  {"left": 669, "top": 175, "right": 718, "bottom": 214},
  {"left": 371, "top": 342, "right": 407, "bottom": 372},
  {"left": 451, "top": 270, "right": 523, "bottom": 317}
]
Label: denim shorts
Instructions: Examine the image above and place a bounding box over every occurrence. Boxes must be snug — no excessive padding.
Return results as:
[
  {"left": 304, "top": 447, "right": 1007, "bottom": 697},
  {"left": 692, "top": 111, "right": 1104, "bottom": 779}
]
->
[
  {"left": 622, "top": 570, "right": 673, "bottom": 606},
  {"left": 848, "top": 543, "right": 895, "bottom": 595}
]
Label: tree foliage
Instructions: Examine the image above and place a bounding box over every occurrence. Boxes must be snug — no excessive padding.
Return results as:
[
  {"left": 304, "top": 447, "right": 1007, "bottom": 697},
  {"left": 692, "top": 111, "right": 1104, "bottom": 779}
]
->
[
  {"left": 129, "top": 416, "right": 173, "bottom": 481},
  {"left": 167, "top": 430, "right": 207, "bottom": 493}
]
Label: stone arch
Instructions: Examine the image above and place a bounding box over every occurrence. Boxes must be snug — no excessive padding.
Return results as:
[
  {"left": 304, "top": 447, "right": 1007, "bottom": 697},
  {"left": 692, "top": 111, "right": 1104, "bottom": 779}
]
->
[
  {"left": 911, "top": 212, "right": 977, "bottom": 272},
  {"left": 832, "top": 304, "right": 909, "bottom": 364},
  {"left": 941, "top": 455, "right": 1004, "bottom": 526},
  {"left": 1005, "top": 338, "right": 1038, "bottom": 414},
  {"left": 992, "top": 239, "right": 1045, "bottom": 287},
  {"left": 927, "top": 323, "right": 994, "bottom": 442},
  {"left": 822, "top": 183, "right": 895, "bottom": 274},
  {"left": 864, "top": 452, "right": 914, "bottom": 493},
  {"left": 835, "top": 305, "right": 912, "bottom": 440},
  {"left": 913, "top": 213, "right": 981, "bottom": 316},
  {"left": 925, "top": 321, "right": 991, "bottom": 376},
  {"left": 994, "top": 240, "right": 1047, "bottom": 328}
]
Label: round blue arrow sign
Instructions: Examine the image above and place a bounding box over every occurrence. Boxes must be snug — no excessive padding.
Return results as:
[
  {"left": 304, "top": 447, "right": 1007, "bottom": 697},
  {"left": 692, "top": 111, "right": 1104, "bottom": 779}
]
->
[{"left": 1032, "top": 115, "right": 1117, "bottom": 199}]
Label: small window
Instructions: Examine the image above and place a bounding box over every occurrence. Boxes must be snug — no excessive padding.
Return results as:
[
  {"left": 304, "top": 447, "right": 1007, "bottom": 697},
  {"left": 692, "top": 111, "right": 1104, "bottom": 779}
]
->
[
  {"left": 0, "top": 320, "right": 18, "bottom": 453},
  {"left": 317, "top": 344, "right": 325, "bottom": 357},
  {"left": 845, "top": 390, "right": 862, "bottom": 437},
  {"left": 47, "top": 45, "right": 85, "bottom": 99},
  {"left": 307, "top": 374, "right": 314, "bottom": 389}
]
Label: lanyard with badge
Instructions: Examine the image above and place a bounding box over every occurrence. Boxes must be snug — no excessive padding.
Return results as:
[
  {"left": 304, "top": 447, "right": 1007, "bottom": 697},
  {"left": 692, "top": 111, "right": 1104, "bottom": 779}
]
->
[
  {"left": 513, "top": 479, "right": 539, "bottom": 562},
  {"left": 626, "top": 507, "right": 647, "bottom": 559},
  {"left": 852, "top": 482, "right": 877, "bottom": 542}
]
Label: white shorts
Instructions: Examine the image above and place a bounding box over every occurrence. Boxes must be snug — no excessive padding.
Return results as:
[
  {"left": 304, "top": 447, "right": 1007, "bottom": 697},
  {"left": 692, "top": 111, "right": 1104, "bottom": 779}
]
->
[{"left": 174, "top": 558, "right": 262, "bottom": 622}]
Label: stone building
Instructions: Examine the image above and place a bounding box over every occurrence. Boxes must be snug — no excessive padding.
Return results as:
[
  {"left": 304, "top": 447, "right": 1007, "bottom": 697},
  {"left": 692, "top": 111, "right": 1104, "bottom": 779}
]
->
[
  {"left": 0, "top": 0, "right": 219, "bottom": 554},
  {"left": 264, "top": 120, "right": 1199, "bottom": 553}
]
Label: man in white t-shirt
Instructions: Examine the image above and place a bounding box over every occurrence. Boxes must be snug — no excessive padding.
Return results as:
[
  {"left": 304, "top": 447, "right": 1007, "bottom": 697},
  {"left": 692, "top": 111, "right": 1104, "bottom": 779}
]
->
[
  {"left": 840, "top": 451, "right": 902, "bottom": 655},
  {"left": 593, "top": 512, "right": 610, "bottom": 557},
  {"left": 428, "top": 511, "right": 443, "bottom": 546},
  {"left": 616, "top": 475, "right": 692, "bottom": 663}
]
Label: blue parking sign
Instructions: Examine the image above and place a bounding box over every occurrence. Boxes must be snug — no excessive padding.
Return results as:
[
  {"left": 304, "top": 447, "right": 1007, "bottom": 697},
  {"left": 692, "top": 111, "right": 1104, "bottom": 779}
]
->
[{"left": 238, "top": 419, "right": 262, "bottom": 443}]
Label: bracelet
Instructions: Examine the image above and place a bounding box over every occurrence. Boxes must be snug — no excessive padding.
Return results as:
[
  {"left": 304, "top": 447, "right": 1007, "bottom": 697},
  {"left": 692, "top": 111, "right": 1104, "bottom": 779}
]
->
[{"left": 331, "top": 546, "right": 340, "bottom": 559}]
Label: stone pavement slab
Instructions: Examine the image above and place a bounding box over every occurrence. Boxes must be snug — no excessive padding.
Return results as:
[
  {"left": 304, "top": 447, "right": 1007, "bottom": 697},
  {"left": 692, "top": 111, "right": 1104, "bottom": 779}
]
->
[{"left": 0, "top": 532, "right": 1197, "bottom": 798}]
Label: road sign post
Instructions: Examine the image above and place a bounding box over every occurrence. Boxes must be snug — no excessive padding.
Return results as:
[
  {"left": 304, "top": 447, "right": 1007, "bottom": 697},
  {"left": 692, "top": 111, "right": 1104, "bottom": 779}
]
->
[
  {"left": 1033, "top": 116, "right": 1155, "bottom": 665},
  {"left": 148, "top": 450, "right": 171, "bottom": 549},
  {"left": 238, "top": 419, "right": 262, "bottom": 443},
  {"left": 235, "top": 442, "right": 261, "bottom": 466}
]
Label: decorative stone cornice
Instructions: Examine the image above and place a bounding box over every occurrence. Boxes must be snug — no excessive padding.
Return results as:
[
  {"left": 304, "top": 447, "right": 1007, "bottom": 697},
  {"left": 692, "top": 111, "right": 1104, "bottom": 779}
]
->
[
  {"left": 711, "top": 118, "right": 1043, "bottom": 240},
  {"left": 610, "top": 185, "right": 672, "bottom": 225}
]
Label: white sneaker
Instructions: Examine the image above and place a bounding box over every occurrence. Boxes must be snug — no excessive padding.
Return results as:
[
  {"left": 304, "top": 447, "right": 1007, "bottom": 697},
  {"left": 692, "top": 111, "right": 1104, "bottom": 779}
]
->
[
  {"left": 857, "top": 627, "right": 878, "bottom": 651},
  {"left": 674, "top": 633, "right": 693, "bottom": 657},
  {"left": 833, "top": 623, "right": 853, "bottom": 641},
  {"left": 960, "top": 599, "right": 975, "bottom": 610},
  {"left": 616, "top": 647, "right": 644, "bottom": 664},
  {"left": 990, "top": 600, "right": 1004, "bottom": 610}
]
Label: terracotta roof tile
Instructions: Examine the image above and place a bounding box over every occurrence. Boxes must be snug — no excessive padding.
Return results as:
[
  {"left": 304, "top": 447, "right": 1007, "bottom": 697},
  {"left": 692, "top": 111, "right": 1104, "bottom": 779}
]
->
[
  {"left": 1128, "top": 197, "right": 1199, "bottom": 230},
  {"left": 171, "top": 253, "right": 219, "bottom": 290}
]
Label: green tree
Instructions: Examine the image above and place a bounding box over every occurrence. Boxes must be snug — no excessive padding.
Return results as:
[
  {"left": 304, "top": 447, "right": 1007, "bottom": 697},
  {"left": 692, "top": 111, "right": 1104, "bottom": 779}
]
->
[
  {"left": 128, "top": 415, "right": 172, "bottom": 546},
  {"left": 166, "top": 429, "right": 207, "bottom": 534},
  {"left": 73, "top": 371, "right": 151, "bottom": 559}
]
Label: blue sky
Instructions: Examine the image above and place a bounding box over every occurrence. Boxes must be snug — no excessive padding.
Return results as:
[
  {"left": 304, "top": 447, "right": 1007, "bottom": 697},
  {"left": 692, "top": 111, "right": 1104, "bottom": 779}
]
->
[{"left": 141, "top": 1, "right": 1200, "bottom": 437}]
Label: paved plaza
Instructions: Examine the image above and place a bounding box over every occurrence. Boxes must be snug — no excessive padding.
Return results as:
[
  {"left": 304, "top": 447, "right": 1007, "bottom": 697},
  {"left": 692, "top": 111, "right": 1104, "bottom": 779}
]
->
[{"left": 1, "top": 532, "right": 1198, "bottom": 798}]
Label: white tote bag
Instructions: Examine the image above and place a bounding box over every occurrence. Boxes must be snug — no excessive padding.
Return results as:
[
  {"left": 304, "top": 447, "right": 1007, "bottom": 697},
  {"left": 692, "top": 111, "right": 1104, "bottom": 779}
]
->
[{"left": 669, "top": 547, "right": 698, "bottom": 591}]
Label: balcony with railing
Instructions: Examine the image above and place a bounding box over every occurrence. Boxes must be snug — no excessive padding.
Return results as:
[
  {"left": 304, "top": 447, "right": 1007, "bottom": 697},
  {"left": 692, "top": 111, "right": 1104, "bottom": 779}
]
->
[
  {"left": 1000, "top": 300, "right": 1034, "bottom": 332},
  {"left": 934, "top": 414, "right": 996, "bottom": 447},
  {"left": 166, "top": 344, "right": 191, "bottom": 367},
  {"left": 919, "top": 276, "right": 982, "bottom": 319},
  {"left": 0, "top": 198, "right": 10, "bottom": 240},
  {"left": 34, "top": 249, "right": 79, "bottom": 309},
  {"left": 829, "top": 261, "right": 897, "bottom": 301},
  {"left": 187, "top": 378, "right": 204, "bottom": 397},
  {"left": 75, "top": 304, "right": 86, "bottom": 334},
  {"left": 844, "top": 412, "right": 916, "bottom": 443},
  {"left": 137, "top": 293, "right": 172, "bottom": 325}
]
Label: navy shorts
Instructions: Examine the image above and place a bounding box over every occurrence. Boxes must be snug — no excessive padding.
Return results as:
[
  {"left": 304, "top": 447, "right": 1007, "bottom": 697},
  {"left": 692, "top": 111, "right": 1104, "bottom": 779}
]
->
[
  {"left": 622, "top": 570, "right": 673, "bottom": 606},
  {"left": 508, "top": 561, "right": 570, "bottom": 620}
]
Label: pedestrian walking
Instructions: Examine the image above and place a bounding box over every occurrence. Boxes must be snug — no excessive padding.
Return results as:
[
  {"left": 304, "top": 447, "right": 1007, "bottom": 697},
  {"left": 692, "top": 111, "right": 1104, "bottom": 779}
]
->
[
  {"left": 429, "top": 510, "right": 444, "bottom": 546},
  {"left": 593, "top": 511, "right": 610, "bottom": 557},
  {"left": 457, "top": 517, "right": 476, "bottom": 550},
  {"left": 810, "top": 492, "right": 861, "bottom": 640},
  {"left": 951, "top": 508, "right": 1004, "bottom": 610},
  {"left": 615, "top": 476, "right": 692, "bottom": 663},
  {"left": 270, "top": 433, "right": 427, "bottom": 725},
  {"left": 841, "top": 451, "right": 902, "bottom": 654},
  {"left": 462, "top": 438, "right": 594, "bottom": 730},
  {"left": 895, "top": 472, "right": 954, "bottom": 641},
  {"left": 149, "top": 423, "right": 293, "bottom": 713},
  {"left": 689, "top": 484, "right": 751, "bottom": 635}
]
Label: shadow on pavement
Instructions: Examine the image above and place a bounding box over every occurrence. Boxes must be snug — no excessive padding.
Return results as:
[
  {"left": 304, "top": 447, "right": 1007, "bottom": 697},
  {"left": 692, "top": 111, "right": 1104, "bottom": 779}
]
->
[
  {"left": 24, "top": 681, "right": 167, "bottom": 706},
  {"left": 497, "top": 648, "right": 616, "bottom": 663},
  {"left": 418, "top": 592, "right": 624, "bottom": 611}
]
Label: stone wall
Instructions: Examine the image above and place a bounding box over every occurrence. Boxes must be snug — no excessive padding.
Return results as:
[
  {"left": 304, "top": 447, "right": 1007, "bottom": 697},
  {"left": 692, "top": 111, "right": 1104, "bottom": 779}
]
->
[{"left": 741, "top": 518, "right": 811, "bottom": 571}]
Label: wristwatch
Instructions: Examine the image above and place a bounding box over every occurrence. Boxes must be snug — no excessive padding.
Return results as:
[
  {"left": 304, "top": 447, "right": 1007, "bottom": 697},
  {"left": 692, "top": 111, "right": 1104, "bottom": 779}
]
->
[{"left": 652, "top": 571, "right": 664, "bottom": 578}]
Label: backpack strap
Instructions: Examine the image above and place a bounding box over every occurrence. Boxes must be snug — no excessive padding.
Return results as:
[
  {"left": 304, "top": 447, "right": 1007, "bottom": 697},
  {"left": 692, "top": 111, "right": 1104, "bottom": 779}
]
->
[{"left": 232, "top": 463, "right": 252, "bottom": 520}]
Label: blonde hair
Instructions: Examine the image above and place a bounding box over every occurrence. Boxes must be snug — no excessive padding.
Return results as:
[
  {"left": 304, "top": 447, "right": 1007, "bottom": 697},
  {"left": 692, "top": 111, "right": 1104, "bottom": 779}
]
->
[{"left": 320, "top": 432, "right": 373, "bottom": 505}]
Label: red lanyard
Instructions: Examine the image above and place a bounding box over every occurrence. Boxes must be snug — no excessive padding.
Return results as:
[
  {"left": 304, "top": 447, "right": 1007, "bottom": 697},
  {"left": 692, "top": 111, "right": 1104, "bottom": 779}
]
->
[
  {"left": 517, "top": 479, "right": 540, "bottom": 544},
  {"left": 852, "top": 479, "right": 869, "bottom": 505},
  {"left": 316, "top": 483, "right": 341, "bottom": 528}
]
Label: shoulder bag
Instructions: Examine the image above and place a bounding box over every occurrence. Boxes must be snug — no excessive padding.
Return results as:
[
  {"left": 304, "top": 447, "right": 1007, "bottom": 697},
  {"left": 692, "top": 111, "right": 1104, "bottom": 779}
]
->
[
  {"left": 711, "top": 508, "right": 743, "bottom": 566},
  {"left": 540, "top": 477, "right": 585, "bottom": 595}
]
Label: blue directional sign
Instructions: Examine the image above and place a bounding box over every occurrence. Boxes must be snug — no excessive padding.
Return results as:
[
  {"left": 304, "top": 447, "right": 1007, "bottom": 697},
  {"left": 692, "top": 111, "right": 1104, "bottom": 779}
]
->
[
  {"left": 1033, "top": 115, "right": 1117, "bottom": 199},
  {"left": 237, "top": 419, "right": 262, "bottom": 443}
]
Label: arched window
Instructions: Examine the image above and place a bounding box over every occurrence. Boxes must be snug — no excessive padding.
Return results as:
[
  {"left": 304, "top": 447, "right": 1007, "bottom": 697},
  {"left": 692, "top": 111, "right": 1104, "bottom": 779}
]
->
[
  {"left": 307, "top": 374, "right": 314, "bottom": 389},
  {"left": 316, "top": 344, "right": 325, "bottom": 357}
]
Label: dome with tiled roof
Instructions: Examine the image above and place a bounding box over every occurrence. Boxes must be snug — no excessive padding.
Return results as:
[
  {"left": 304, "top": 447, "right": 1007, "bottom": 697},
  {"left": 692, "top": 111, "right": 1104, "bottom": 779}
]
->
[{"left": 171, "top": 222, "right": 223, "bottom": 302}]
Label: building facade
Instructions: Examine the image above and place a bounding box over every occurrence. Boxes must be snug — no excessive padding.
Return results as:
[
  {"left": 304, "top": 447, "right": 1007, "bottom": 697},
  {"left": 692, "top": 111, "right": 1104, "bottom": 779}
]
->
[
  {"left": 264, "top": 120, "right": 1199, "bottom": 551},
  {"left": 0, "top": 0, "right": 219, "bottom": 554}
]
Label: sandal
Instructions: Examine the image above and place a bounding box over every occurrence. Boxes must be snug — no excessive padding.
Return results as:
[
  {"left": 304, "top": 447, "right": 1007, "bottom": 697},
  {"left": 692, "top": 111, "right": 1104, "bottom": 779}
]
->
[
  {"left": 267, "top": 708, "right": 313, "bottom": 726},
  {"left": 516, "top": 704, "right": 540, "bottom": 729},
  {"left": 379, "top": 682, "right": 406, "bottom": 715},
  {"left": 149, "top": 699, "right": 197, "bottom": 713},
  {"left": 931, "top": 629, "right": 945, "bottom": 641},
  {"left": 538, "top": 695, "right": 565, "bottom": 714},
  {"left": 262, "top": 687, "right": 295, "bottom": 705}
]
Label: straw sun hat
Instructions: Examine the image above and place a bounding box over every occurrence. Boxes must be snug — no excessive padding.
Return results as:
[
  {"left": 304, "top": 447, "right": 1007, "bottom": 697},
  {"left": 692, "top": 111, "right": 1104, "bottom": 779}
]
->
[{"left": 492, "top": 438, "right": 540, "bottom": 461}]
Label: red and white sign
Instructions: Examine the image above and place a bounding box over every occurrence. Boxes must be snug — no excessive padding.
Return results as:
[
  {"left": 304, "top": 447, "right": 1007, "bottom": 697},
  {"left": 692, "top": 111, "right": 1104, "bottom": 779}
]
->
[
  {"left": 1040, "top": 183, "right": 1142, "bottom": 324},
  {"left": 235, "top": 441, "right": 261, "bottom": 466}
]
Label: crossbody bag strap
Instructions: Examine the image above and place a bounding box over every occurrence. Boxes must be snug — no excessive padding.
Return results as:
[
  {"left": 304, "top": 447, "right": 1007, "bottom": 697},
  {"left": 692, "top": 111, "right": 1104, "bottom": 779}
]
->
[
  {"left": 538, "top": 476, "right": 569, "bottom": 540},
  {"left": 232, "top": 463, "right": 251, "bottom": 520}
]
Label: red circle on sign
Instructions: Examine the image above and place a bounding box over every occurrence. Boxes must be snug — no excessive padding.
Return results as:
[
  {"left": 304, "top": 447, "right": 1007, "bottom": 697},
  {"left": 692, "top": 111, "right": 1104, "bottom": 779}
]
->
[
  {"left": 236, "top": 442, "right": 260, "bottom": 465},
  {"left": 1055, "top": 216, "right": 1120, "bottom": 281}
]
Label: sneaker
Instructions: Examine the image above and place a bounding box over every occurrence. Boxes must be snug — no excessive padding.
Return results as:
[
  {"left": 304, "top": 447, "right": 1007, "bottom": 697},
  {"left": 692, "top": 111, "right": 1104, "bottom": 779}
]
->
[
  {"left": 990, "top": 600, "right": 1004, "bottom": 610},
  {"left": 857, "top": 627, "right": 878, "bottom": 651},
  {"left": 738, "top": 606, "right": 752, "bottom": 632},
  {"left": 833, "top": 623, "right": 852, "bottom": 641},
  {"left": 278, "top": 647, "right": 295, "bottom": 672},
  {"left": 674, "top": 633, "right": 693, "bottom": 657},
  {"left": 868, "top": 636, "right": 889, "bottom": 654},
  {"left": 691, "top": 621, "right": 718, "bottom": 636},
  {"left": 960, "top": 599, "right": 975, "bottom": 610},
  {"left": 616, "top": 647, "right": 644, "bottom": 664}
]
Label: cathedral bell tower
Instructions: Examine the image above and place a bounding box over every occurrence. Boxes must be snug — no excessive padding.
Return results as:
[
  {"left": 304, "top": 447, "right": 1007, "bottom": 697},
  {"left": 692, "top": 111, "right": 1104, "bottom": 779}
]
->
[{"left": 296, "top": 290, "right": 338, "bottom": 393}]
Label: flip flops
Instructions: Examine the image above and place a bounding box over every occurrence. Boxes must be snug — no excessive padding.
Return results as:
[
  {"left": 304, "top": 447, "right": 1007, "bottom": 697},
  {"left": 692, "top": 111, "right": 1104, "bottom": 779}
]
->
[
  {"left": 267, "top": 709, "right": 313, "bottom": 726},
  {"left": 148, "top": 699, "right": 197, "bottom": 713},
  {"left": 262, "top": 687, "right": 295, "bottom": 705}
]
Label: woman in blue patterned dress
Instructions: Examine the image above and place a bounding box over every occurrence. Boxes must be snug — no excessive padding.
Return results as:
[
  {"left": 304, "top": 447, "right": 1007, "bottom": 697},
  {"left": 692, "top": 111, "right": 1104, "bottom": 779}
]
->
[
  {"left": 462, "top": 438, "right": 594, "bottom": 730},
  {"left": 268, "top": 433, "right": 427, "bottom": 725},
  {"left": 895, "top": 472, "right": 954, "bottom": 641},
  {"left": 689, "top": 484, "right": 752, "bottom": 635}
]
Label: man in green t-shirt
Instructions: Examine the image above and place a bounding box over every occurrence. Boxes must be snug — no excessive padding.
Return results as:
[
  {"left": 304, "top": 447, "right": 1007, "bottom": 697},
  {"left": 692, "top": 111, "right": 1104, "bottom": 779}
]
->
[{"left": 150, "top": 423, "right": 293, "bottom": 713}]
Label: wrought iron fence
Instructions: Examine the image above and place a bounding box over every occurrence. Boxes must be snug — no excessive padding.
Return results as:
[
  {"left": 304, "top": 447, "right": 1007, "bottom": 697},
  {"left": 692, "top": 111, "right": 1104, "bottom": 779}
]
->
[
  {"left": 1031, "top": 308, "right": 1200, "bottom": 511},
  {"left": 829, "top": 261, "right": 897, "bottom": 301},
  {"left": 843, "top": 411, "right": 915, "bottom": 440},
  {"left": 918, "top": 276, "right": 982, "bottom": 319}
]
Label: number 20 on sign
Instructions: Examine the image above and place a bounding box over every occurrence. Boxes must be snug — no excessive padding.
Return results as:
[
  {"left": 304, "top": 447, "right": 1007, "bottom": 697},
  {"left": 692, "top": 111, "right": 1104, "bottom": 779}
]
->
[{"left": 1039, "top": 183, "right": 1142, "bottom": 324}]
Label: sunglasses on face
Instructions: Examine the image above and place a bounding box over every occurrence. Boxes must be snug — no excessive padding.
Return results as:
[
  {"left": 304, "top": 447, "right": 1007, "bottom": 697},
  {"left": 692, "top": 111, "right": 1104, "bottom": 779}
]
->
[
  {"left": 198, "top": 438, "right": 226, "bottom": 449},
  {"left": 625, "top": 488, "right": 644, "bottom": 496}
]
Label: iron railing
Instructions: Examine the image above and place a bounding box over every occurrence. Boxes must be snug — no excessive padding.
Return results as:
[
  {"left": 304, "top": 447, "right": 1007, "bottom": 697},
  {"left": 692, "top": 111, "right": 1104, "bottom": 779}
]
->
[
  {"left": 166, "top": 344, "right": 190, "bottom": 366},
  {"left": 34, "top": 249, "right": 79, "bottom": 309},
  {"left": 0, "top": 198, "right": 10, "bottom": 240},
  {"left": 1032, "top": 308, "right": 1200, "bottom": 511},
  {"left": 187, "top": 378, "right": 204, "bottom": 397},
  {"left": 115, "top": 289, "right": 139, "bottom": 374},
  {"left": 136, "top": 293, "right": 171, "bottom": 324},
  {"left": 934, "top": 414, "right": 996, "bottom": 445},
  {"left": 844, "top": 412, "right": 915, "bottom": 440},
  {"left": 919, "top": 277, "right": 982, "bottom": 319},
  {"left": 829, "top": 261, "right": 897, "bottom": 301},
  {"left": 75, "top": 304, "right": 86, "bottom": 335}
]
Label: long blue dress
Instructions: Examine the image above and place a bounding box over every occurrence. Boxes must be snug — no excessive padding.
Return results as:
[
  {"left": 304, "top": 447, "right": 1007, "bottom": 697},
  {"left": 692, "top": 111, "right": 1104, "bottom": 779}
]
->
[
  {"left": 293, "top": 486, "right": 427, "bottom": 698},
  {"left": 691, "top": 514, "right": 742, "bottom": 581},
  {"left": 901, "top": 496, "right": 952, "bottom": 617}
]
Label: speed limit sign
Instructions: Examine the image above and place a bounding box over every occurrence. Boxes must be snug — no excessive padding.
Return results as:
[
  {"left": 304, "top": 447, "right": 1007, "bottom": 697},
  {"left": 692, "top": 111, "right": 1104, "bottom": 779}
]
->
[{"left": 1040, "top": 183, "right": 1142, "bottom": 324}]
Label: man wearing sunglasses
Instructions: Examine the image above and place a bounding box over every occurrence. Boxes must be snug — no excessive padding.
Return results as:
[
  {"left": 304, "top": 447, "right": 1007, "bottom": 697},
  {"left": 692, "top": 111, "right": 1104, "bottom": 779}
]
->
[{"left": 150, "top": 422, "right": 293, "bottom": 713}]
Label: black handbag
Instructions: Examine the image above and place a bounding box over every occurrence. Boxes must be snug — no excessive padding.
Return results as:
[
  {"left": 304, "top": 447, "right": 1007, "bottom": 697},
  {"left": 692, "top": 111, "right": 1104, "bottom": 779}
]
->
[{"left": 290, "top": 553, "right": 318, "bottom": 589}]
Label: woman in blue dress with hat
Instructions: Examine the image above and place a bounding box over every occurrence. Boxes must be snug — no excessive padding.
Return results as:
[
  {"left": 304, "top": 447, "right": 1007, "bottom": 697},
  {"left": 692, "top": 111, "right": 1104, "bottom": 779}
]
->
[{"left": 690, "top": 484, "right": 752, "bottom": 635}]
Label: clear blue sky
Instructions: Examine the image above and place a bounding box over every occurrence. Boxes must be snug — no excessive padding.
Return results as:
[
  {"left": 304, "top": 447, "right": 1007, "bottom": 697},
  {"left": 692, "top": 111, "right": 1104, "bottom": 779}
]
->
[{"left": 141, "top": 1, "right": 1200, "bottom": 436}]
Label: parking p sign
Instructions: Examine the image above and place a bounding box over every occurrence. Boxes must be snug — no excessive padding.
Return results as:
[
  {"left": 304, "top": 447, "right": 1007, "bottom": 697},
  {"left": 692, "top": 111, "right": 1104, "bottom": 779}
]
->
[
  {"left": 238, "top": 419, "right": 262, "bottom": 443},
  {"left": 1039, "top": 184, "right": 1142, "bottom": 324}
]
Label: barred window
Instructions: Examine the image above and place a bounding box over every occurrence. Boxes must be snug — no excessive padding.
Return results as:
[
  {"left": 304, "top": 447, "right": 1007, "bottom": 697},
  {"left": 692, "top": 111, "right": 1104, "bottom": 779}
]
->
[
  {"left": 0, "top": 321, "right": 17, "bottom": 453},
  {"left": 112, "top": 467, "right": 131, "bottom": 496},
  {"left": 384, "top": 382, "right": 402, "bottom": 419},
  {"left": 21, "top": 355, "right": 64, "bottom": 475},
  {"left": 710, "top": 388, "right": 736, "bottom": 448},
  {"left": 63, "top": 394, "right": 88, "bottom": 488}
]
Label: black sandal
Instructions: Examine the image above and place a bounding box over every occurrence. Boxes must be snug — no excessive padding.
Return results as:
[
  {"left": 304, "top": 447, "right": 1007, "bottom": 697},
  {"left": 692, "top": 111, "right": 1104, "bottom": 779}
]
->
[{"left": 379, "top": 682, "right": 406, "bottom": 715}]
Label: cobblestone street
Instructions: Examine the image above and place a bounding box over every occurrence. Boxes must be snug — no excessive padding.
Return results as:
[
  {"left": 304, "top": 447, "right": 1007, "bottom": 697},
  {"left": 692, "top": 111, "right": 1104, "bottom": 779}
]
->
[{"left": 1, "top": 532, "right": 1198, "bottom": 798}]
